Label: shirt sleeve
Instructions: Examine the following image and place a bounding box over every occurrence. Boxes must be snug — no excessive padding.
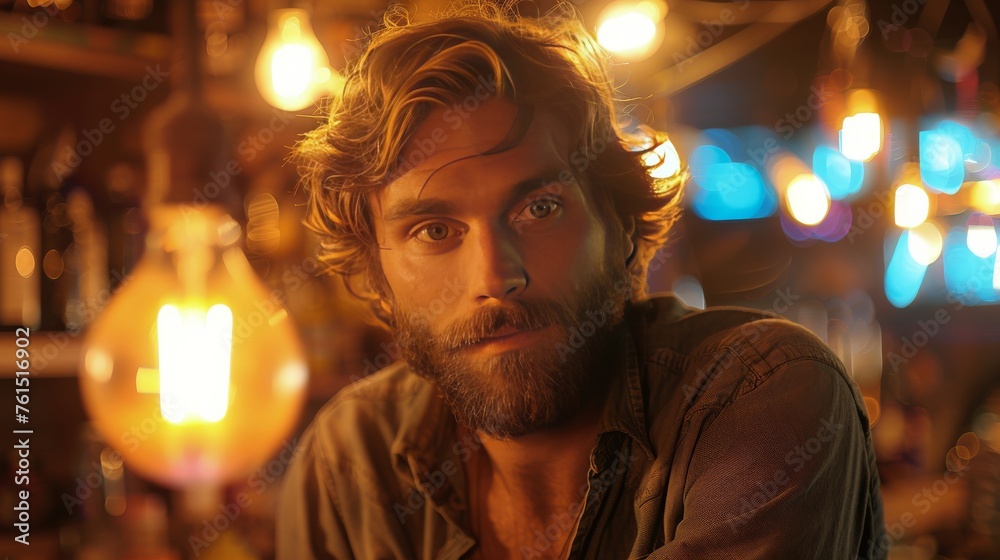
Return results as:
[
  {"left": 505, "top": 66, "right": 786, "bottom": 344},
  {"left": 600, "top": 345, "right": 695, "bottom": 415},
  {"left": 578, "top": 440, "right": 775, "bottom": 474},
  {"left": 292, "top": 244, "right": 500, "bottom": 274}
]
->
[
  {"left": 648, "top": 355, "right": 883, "bottom": 560},
  {"left": 276, "top": 426, "right": 354, "bottom": 560}
]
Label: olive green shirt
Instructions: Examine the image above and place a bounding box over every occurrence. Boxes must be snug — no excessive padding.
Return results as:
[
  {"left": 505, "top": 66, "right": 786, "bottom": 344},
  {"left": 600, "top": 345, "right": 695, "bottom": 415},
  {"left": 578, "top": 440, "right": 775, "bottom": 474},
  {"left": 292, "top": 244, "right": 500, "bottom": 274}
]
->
[{"left": 277, "top": 295, "right": 887, "bottom": 559}]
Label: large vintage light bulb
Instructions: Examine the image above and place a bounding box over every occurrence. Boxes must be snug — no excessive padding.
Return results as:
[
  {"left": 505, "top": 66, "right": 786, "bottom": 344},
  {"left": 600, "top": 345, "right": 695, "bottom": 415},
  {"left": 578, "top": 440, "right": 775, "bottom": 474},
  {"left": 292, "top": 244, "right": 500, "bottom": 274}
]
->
[
  {"left": 255, "top": 8, "right": 336, "bottom": 111},
  {"left": 80, "top": 204, "right": 308, "bottom": 487}
]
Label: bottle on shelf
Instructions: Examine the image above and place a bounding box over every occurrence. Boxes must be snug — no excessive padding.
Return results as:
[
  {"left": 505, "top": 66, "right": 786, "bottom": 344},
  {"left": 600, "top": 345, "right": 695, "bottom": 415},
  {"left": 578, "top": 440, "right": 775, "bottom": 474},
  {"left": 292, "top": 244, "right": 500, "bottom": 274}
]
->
[
  {"left": 0, "top": 155, "right": 41, "bottom": 330},
  {"left": 27, "top": 127, "right": 78, "bottom": 332},
  {"left": 26, "top": 126, "right": 110, "bottom": 334}
]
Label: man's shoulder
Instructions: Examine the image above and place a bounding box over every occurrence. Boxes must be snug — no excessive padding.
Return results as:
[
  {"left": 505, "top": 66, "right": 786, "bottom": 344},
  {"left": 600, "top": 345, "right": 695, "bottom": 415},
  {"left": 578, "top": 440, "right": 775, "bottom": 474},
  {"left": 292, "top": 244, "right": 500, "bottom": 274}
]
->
[
  {"left": 640, "top": 293, "right": 833, "bottom": 356},
  {"left": 638, "top": 294, "right": 856, "bottom": 409},
  {"left": 306, "top": 360, "right": 438, "bottom": 460}
]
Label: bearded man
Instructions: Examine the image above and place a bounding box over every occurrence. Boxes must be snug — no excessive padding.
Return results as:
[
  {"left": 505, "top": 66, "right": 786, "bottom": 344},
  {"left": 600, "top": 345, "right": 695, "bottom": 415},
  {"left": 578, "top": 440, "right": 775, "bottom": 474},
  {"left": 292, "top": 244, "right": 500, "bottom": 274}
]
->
[{"left": 277, "top": 3, "right": 886, "bottom": 559}]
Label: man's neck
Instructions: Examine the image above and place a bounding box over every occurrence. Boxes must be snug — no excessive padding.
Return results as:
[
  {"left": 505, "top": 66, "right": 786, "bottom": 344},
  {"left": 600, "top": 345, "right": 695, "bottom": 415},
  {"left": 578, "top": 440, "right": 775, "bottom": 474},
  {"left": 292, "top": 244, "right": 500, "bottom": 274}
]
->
[{"left": 477, "top": 406, "right": 603, "bottom": 507}]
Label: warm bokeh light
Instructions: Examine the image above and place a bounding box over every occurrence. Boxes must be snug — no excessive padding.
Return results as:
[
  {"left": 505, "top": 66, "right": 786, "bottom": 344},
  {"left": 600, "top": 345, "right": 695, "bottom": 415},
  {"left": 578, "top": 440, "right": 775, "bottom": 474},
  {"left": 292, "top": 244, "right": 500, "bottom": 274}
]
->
[
  {"left": 247, "top": 192, "right": 282, "bottom": 254},
  {"left": 642, "top": 138, "right": 681, "bottom": 179},
  {"left": 894, "top": 183, "right": 930, "bottom": 228},
  {"left": 840, "top": 113, "right": 882, "bottom": 161},
  {"left": 255, "top": 8, "right": 338, "bottom": 111},
  {"left": 786, "top": 174, "right": 831, "bottom": 226},
  {"left": 970, "top": 180, "right": 1000, "bottom": 214},
  {"left": 79, "top": 206, "right": 308, "bottom": 488},
  {"left": 966, "top": 213, "right": 997, "bottom": 258},
  {"left": 907, "top": 221, "right": 943, "bottom": 265},
  {"left": 863, "top": 396, "right": 880, "bottom": 427},
  {"left": 14, "top": 246, "right": 35, "bottom": 278},
  {"left": 596, "top": 0, "right": 665, "bottom": 60}
]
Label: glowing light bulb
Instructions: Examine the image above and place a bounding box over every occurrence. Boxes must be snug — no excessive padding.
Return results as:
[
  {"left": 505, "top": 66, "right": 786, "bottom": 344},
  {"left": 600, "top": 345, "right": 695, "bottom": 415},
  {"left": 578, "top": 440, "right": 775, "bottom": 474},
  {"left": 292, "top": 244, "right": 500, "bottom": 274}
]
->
[
  {"left": 80, "top": 206, "right": 308, "bottom": 487},
  {"left": 255, "top": 8, "right": 339, "bottom": 111},
  {"left": 840, "top": 113, "right": 882, "bottom": 161},
  {"left": 597, "top": 1, "right": 666, "bottom": 60},
  {"left": 642, "top": 138, "right": 681, "bottom": 179},
  {"left": 786, "top": 173, "right": 831, "bottom": 226},
  {"left": 894, "top": 184, "right": 930, "bottom": 228},
  {"left": 967, "top": 213, "right": 997, "bottom": 258},
  {"left": 839, "top": 89, "right": 882, "bottom": 162},
  {"left": 156, "top": 303, "right": 233, "bottom": 424},
  {"left": 907, "top": 221, "right": 943, "bottom": 265}
]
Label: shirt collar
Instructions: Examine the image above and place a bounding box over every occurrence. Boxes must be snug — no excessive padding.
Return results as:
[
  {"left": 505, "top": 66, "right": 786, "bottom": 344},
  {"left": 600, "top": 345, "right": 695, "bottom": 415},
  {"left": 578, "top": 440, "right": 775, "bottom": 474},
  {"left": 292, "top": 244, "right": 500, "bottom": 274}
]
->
[{"left": 595, "top": 302, "right": 655, "bottom": 460}]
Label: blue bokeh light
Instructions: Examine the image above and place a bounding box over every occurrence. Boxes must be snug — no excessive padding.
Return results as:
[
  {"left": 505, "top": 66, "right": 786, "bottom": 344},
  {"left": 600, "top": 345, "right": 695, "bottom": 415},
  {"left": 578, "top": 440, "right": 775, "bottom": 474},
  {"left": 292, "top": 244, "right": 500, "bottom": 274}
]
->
[
  {"left": 943, "top": 227, "right": 1000, "bottom": 305},
  {"left": 690, "top": 162, "right": 776, "bottom": 221},
  {"left": 813, "top": 145, "right": 864, "bottom": 200},
  {"left": 885, "top": 230, "right": 928, "bottom": 308},
  {"left": 919, "top": 127, "right": 965, "bottom": 194}
]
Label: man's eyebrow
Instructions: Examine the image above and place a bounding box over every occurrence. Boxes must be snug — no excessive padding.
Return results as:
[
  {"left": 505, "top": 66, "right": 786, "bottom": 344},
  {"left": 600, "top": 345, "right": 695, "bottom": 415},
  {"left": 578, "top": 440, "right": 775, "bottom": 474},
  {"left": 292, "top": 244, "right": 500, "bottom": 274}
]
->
[{"left": 381, "top": 170, "right": 569, "bottom": 224}]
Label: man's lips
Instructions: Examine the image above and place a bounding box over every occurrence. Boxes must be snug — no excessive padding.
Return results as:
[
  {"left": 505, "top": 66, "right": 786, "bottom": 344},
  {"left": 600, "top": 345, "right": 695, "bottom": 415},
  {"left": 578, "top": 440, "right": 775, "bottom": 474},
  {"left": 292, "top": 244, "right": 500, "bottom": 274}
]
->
[
  {"left": 459, "top": 324, "right": 548, "bottom": 350},
  {"left": 475, "top": 324, "right": 537, "bottom": 343}
]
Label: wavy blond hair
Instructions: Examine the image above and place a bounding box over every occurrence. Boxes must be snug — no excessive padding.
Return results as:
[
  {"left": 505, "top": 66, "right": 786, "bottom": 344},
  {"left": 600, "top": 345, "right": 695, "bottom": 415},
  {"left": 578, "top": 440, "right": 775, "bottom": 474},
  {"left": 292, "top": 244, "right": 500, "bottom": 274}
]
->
[{"left": 294, "top": 1, "right": 686, "bottom": 329}]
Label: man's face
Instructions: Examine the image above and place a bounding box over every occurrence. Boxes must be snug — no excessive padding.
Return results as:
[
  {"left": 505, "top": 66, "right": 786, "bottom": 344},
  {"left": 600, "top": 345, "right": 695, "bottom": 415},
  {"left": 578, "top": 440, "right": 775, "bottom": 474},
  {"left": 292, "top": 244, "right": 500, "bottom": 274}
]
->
[{"left": 372, "top": 98, "right": 631, "bottom": 439}]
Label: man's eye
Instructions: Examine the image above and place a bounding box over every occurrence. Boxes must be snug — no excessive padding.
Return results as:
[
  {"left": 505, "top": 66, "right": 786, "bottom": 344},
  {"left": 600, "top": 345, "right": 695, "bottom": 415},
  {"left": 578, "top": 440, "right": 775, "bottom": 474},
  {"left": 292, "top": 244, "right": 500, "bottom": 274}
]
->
[
  {"left": 515, "top": 199, "right": 560, "bottom": 222},
  {"left": 414, "top": 223, "right": 452, "bottom": 243}
]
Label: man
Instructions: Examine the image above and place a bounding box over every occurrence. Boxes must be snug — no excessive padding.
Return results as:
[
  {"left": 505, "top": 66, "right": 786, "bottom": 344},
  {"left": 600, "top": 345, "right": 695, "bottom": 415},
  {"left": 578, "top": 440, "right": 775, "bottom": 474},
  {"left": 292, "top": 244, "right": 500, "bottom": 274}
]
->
[{"left": 278, "top": 2, "right": 886, "bottom": 558}]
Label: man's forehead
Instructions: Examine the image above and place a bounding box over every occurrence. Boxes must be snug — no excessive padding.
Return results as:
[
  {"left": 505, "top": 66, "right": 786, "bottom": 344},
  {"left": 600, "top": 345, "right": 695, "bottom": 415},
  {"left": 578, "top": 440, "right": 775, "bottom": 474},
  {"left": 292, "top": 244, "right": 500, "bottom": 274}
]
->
[
  {"left": 379, "top": 100, "right": 574, "bottom": 205},
  {"left": 427, "top": 98, "right": 521, "bottom": 155}
]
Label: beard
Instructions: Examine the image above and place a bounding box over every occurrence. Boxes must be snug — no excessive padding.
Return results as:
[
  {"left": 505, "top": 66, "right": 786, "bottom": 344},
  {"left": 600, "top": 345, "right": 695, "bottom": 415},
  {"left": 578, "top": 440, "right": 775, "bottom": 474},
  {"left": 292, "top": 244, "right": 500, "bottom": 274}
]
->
[{"left": 392, "top": 264, "right": 630, "bottom": 440}]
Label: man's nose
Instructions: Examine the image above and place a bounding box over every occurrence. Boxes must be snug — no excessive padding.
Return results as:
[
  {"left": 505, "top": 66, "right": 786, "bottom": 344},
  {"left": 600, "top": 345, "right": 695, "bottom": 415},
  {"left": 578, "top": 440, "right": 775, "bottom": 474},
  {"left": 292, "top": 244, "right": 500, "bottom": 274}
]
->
[{"left": 468, "top": 225, "right": 527, "bottom": 302}]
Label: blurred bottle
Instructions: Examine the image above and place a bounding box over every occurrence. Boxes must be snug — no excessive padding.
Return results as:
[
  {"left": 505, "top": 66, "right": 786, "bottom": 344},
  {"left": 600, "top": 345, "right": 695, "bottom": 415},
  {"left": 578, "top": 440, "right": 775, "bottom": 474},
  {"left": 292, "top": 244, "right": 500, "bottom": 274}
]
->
[
  {"left": 27, "top": 126, "right": 111, "bottom": 333},
  {"left": 0, "top": 155, "right": 41, "bottom": 330},
  {"left": 65, "top": 184, "right": 108, "bottom": 333},
  {"left": 27, "top": 127, "right": 78, "bottom": 331},
  {"left": 103, "top": 162, "right": 145, "bottom": 292}
]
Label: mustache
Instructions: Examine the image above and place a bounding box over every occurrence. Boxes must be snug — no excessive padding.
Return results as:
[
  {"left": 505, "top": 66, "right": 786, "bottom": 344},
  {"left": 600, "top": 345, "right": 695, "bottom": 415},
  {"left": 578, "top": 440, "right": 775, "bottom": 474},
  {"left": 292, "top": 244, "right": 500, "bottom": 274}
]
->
[{"left": 443, "top": 299, "right": 569, "bottom": 349}]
